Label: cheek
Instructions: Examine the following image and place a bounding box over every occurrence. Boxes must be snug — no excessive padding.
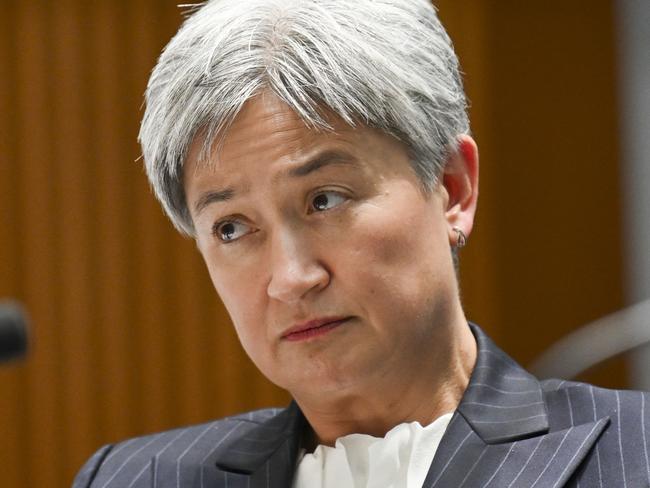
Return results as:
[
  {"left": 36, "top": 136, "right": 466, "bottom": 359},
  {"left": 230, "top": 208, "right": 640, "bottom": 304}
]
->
[
  {"left": 353, "top": 197, "right": 447, "bottom": 269},
  {"left": 202, "top": 252, "right": 266, "bottom": 345},
  {"left": 211, "top": 276, "right": 273, "bottom": 371},
  {"left": 341, "top": 199, "right": 453, "bottom": 306}
]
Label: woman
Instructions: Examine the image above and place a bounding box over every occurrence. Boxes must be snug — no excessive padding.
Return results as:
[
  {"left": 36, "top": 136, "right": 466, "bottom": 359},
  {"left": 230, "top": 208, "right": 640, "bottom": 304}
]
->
[{"left": 75, "top": 1, "right": 650, "bottom": 487}]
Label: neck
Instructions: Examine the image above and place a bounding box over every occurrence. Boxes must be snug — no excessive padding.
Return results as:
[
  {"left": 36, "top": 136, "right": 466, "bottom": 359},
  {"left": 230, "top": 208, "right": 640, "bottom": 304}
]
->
[{"left": 294, "top": 317, "right": 477, "bottom": 448}]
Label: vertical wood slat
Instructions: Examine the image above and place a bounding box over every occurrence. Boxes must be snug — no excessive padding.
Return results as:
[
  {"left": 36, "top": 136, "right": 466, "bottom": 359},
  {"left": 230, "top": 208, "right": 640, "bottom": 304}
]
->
[
  {"left": 89, "top": 0, "right": 134, "bottom": 450},
  {"left": 130, "top": 0, "right": 179, "bottom": 435},
  {"left": 172, "top": 240, "right": 212, "bottom": 423},
  {"left": 0, "top": 6, "right": 24, "bottom": 488},
  {"left": 51, "top": 1, "right": 97, "bottom": 480},
  {"left": 14, "top": 2, "right": 62, "bottom": 487},
  {"left": 132, "top": 190, "right": 174, "bottom": 434}
]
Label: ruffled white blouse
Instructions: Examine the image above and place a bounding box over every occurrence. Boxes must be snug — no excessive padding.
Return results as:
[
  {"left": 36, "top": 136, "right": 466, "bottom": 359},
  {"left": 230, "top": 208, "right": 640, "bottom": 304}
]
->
[{"left": 292, "top": 413, "right": 453, "bottom": 488}]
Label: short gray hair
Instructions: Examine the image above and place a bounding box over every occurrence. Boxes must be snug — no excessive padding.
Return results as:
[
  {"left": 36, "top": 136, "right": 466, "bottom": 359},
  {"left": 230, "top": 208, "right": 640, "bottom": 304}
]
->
[{"left": 139, "top": 0, "right": 469, "bottom": 235}]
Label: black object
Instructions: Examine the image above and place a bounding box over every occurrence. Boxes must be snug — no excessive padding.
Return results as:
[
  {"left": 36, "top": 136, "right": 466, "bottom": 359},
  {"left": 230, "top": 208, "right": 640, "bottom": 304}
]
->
[{"left": 0, "top": 301, "right": 29, "bottom": 362}]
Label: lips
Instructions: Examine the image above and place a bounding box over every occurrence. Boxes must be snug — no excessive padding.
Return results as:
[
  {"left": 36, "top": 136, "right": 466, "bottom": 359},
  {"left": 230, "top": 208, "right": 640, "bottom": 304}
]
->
[{"left": 281, "top": 317, "right": 350, "bottom": 341}]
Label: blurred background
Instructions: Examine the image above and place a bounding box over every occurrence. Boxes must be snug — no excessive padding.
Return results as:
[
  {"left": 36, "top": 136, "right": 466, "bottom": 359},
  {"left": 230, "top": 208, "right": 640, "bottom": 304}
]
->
[{"left": 1, "top": 0, "right": 648, "bottom": 486}]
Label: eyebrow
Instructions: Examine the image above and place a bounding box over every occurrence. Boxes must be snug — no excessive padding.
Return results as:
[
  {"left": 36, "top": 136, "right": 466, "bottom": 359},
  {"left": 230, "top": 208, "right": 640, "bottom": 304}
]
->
[
  {"left": 285, "top": 150, "right": 357, "bottom": 178},
  {"left": 193, "top": 188, "right": 236, "bottom": 216},
  {"left": 193, "top": 150, "right": 357, "bottom": 216}
]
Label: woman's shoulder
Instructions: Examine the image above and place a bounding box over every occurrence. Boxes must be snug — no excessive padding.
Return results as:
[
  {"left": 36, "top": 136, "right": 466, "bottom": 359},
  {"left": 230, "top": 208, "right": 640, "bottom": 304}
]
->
[
  {"left": 72, "top": 407, "right": 284, "bottom": 488},
  {"left": 540, "top": 377, "right": 650, "bottom": 428}
]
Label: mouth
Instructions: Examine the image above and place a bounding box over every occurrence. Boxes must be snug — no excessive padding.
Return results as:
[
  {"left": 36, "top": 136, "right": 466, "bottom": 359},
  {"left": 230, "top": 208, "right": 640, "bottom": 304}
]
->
[{"left": 281, "top": 317, "right": 351, "bottom": 342}]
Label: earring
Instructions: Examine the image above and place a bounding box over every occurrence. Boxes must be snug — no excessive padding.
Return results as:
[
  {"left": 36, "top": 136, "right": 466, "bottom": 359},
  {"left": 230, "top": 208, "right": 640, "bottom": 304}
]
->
[{"left": 453, "top": 227, "right": 467, "bottom": 248}]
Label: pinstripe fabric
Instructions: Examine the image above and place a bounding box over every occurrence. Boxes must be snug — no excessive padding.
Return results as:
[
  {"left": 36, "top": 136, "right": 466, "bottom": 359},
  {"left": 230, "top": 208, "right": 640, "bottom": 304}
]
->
[{"left": 73, "top": 324, "right": 650, "bottom": 487}]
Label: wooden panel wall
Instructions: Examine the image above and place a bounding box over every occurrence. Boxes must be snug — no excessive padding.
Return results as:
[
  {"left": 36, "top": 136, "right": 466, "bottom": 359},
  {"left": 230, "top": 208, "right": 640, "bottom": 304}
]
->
[{"left": 0, "top": 1, "right": 624, "bottom": 487}]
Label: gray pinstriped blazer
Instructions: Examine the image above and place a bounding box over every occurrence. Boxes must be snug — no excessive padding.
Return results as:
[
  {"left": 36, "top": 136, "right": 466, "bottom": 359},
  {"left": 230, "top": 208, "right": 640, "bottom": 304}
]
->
[{"left": 73, "top": 324, "right": 650, "bottom": 487}]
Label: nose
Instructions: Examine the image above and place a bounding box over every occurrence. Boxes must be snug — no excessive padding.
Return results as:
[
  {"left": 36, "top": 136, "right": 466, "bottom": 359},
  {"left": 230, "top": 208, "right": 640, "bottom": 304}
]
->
[{"left": 266, "top": 230, "right": 330, "bottom": 304}]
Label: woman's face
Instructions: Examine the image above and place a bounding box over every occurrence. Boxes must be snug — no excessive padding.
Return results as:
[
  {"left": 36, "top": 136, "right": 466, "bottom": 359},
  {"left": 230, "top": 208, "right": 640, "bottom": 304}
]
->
[{"left": 184, "top": 92, "right": 475, "bottom": 398}]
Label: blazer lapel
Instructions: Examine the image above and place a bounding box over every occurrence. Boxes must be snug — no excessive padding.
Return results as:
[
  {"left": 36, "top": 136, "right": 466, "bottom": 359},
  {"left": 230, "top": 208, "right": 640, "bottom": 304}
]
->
[
  {"left": 423, "top": 324, "right": 609, "bottom": 488},
  {"left": 211, "top": 401, "right": 306, "bottom": 488}
]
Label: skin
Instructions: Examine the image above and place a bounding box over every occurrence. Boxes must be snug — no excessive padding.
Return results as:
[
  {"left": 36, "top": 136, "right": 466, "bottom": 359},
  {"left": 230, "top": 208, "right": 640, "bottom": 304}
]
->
[{"left": 184, "top": 91, "right": 479, "bottom": 447}]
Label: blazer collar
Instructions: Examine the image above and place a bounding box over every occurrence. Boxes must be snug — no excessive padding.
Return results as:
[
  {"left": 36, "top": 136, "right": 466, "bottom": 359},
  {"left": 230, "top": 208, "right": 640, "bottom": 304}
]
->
[
  {"left": 214, "top": 400, "right": 305, "bottom": 475},
  {"left": 457, "top": 323, "right": 549, "bottom": 443}
]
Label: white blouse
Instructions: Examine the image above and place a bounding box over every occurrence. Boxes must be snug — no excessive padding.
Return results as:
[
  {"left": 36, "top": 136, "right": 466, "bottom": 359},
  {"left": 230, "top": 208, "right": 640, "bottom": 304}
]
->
[{"left": 292, "top": 413, "right": 453, "bottom": 488}]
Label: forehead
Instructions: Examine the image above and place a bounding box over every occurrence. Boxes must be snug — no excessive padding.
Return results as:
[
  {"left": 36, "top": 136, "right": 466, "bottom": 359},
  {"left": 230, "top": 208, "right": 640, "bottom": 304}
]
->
[
  {"left": 186, "top": 92, "right": 386, "bottom": 174},
  {"left": 218, "top": 94, "right": 312, "bottom": 160}
]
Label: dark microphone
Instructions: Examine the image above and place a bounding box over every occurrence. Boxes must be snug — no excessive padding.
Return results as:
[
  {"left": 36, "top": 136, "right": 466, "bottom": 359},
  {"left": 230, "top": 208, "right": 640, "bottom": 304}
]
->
[{"left": 0, "top": 301, "right": 29, "bottom": 363}]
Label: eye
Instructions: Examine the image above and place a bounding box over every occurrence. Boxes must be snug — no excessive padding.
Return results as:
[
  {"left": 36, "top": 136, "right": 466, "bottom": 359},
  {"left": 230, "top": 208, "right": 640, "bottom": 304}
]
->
[
  {"left": 212, "top": 220, "right": 253, "bottom": 243},
  {"left": 310, "top": 191, "right": 347, "bottom": 212}
]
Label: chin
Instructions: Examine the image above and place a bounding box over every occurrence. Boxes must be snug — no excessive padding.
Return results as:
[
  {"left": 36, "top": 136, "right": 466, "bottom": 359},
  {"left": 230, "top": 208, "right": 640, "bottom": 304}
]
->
[{"left": 282, "top": 358, "right": 377, "bottom": 398}]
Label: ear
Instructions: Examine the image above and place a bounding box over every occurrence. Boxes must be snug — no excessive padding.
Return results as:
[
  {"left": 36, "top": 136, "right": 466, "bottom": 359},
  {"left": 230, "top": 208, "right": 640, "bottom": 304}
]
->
[{"left": 441, "top": 135, "right": 479, "bottom": 244}]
